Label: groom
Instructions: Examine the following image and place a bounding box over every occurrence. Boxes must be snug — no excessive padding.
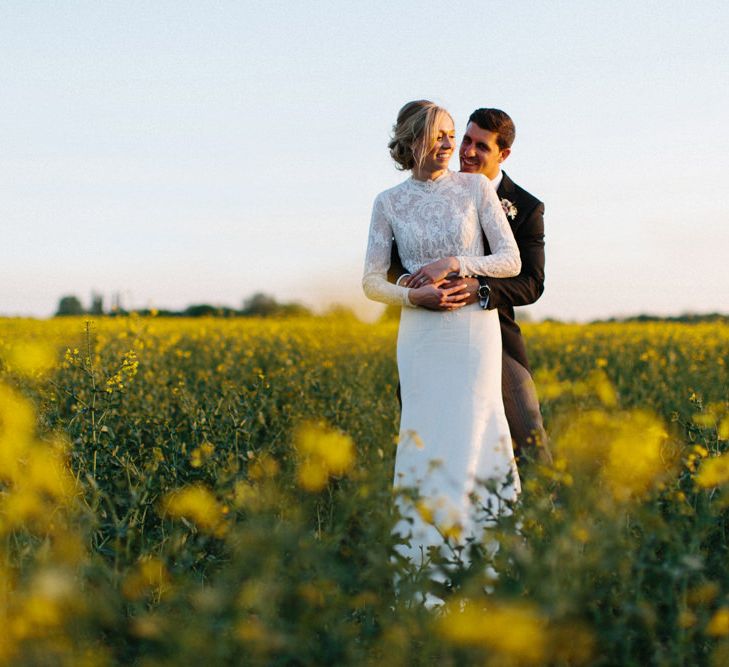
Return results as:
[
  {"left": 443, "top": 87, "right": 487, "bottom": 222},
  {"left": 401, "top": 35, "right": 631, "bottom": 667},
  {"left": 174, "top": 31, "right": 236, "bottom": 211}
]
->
[{"left": 390, "top": 107, "right": 551, "bottom": 466}]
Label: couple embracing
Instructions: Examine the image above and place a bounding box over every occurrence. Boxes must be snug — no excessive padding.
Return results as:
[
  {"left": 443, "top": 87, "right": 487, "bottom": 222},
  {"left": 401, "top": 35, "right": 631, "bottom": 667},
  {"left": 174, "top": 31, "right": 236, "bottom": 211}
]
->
[{"left": 362, "top": 101, "right": 550, "bottom": 572}]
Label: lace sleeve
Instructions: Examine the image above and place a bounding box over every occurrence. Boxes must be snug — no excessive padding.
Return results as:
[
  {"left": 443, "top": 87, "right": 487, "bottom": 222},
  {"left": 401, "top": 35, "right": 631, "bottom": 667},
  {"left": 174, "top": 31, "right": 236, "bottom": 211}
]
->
[
  {"left": 362, "top": 194, "right": 413, "bottom": 307},
  {"left": 456, "top": 175, "right": 521, "bottom": 278}
]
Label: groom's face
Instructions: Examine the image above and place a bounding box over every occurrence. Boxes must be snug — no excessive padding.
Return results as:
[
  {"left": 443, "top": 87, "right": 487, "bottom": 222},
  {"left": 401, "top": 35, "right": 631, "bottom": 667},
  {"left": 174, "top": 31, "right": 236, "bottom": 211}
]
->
[{"left": 459, "top": 122, "right": 511, "bottom": 180}]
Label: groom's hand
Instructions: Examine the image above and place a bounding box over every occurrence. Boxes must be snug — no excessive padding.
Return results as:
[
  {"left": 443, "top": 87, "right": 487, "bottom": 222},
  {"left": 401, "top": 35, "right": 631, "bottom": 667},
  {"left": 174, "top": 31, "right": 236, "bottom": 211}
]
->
[
  {"left": 440, "top": 277, "right": 480, "bottom": 307},
  {"left": 407, "top": 280, "right": 469, "bottom": 310}
]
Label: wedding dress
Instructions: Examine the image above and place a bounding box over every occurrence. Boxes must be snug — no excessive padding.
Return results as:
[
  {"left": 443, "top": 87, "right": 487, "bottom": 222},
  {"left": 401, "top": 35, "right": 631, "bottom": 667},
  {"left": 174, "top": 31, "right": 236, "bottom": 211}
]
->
[{"left": 362, "top": 170, "right": 522, "bottom": 569}]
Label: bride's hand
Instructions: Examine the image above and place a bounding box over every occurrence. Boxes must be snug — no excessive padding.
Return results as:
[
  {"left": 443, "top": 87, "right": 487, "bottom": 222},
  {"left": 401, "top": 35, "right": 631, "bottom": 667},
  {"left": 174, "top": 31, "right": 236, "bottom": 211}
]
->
[
  {"left": 406, "top": 257, "right": 460, "bottom": 288},
  {"left": 408, "top": 281, "right": 469, "bottom": 310}
]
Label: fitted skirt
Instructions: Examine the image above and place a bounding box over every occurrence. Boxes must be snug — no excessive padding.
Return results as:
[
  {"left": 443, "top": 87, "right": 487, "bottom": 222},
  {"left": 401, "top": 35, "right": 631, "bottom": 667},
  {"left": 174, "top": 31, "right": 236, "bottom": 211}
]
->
[{"left": 393, "top": 303, "right": 520, "bottom": 565}]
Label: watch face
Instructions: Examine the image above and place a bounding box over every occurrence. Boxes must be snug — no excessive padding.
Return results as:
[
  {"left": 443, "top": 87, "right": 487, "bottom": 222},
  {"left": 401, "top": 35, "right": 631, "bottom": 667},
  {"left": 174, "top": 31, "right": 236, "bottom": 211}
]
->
[{"left": 478, "top": 284, "right": 491, "bottom": 299}]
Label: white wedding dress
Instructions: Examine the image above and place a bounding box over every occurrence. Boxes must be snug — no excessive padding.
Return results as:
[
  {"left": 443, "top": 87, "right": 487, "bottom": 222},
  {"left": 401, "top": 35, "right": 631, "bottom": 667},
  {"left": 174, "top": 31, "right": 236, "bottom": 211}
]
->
[{"left": 362, "top": 170, "right": 522, "bottom": 569}]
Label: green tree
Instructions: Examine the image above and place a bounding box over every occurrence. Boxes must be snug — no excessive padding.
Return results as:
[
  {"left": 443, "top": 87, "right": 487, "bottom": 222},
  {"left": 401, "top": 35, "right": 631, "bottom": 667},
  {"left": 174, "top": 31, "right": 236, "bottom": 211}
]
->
[
  {"left": 184, "top": 304, "right": 237, "bottom": 317},
  {"left": 242, "top": 293, "right": 280, "bottom": 317},
  {"left": 241, "top": 293, "right": 312, "bottom": 318},
  {"left": 56, "top": 295, "right": 84, "bottom": 316},
  {"left": 89, "top": 292, "right": 104, "bottom": 315}
]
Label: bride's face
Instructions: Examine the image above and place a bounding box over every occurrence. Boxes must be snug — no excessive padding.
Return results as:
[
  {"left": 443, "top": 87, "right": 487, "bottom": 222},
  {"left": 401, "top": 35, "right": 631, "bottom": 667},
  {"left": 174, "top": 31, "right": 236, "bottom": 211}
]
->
[{"left": 417, "top": 114, "right": 455, "bottom": 174}]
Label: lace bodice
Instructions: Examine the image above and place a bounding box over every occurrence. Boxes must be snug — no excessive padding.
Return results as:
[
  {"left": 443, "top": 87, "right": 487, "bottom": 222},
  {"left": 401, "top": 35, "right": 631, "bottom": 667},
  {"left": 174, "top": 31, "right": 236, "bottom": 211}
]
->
[{"left": 362, "top": 171, "right": 521, "bottom": 306}]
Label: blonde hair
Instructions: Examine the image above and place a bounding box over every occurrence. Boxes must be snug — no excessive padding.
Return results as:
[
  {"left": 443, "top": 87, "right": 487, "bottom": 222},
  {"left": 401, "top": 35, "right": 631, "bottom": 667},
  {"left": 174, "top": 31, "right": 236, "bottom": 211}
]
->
[{"left": 388, "top": 100, "right": 454, "bottom": 172}]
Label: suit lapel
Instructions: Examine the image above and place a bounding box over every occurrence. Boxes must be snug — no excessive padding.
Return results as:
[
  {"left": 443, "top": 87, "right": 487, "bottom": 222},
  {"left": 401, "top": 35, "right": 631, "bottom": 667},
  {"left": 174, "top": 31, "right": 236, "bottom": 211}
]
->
[
  {"left": 496, "top": 171, "right": 520, "bottom": 229},
  {"left": 497, "top": 171, "right": 515, "bottom": 200}
]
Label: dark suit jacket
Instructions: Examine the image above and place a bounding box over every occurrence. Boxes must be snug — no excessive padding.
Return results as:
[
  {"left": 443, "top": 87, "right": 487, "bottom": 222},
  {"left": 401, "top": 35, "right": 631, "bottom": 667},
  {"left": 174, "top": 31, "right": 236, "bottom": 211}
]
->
[{"left": 388, "top": 171, "right": 545, "bottom": 372}]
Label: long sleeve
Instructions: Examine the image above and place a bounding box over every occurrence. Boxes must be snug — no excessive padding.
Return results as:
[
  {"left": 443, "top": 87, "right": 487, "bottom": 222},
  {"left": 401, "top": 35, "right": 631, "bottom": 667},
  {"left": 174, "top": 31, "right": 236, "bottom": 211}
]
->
[
  {"left": 362, "top": 195, "right": 413, "bottom": 307},
  {"left": 455, "top": 175, "right": 521, "bottom": 278}
]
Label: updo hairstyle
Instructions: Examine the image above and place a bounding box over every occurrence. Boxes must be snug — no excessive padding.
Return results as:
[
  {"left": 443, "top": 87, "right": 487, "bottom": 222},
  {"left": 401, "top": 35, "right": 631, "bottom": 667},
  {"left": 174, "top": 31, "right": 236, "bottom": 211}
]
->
[{"left": 388, "top": 100, "right": 453, "bottom": 171}]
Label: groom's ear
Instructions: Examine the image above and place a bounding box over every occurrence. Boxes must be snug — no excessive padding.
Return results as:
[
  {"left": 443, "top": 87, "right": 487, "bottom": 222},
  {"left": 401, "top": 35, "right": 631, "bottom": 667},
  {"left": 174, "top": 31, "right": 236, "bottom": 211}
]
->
[{"left": 499, "top": 147, "right": 512, "bottom": 164}]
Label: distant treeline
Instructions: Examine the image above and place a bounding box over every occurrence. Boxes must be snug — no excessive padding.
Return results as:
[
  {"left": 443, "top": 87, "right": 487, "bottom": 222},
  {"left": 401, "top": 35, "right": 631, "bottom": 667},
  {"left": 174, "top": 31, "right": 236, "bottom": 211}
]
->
[
  {"left": 54, "top": 294, "right": 728, "bottom": 323},
  {"left": 54, "top": 292, "right": 357, "bottom": 320},
  {"left": 596, "top": 313, "right": 729, "bottom": 324}
]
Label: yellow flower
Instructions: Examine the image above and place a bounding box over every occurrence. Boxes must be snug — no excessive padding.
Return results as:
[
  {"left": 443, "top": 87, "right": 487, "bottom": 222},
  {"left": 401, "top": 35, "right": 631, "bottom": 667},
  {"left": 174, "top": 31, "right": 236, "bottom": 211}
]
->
[
  {"left": 555, "top": 409, "right": 670, "bottom": 502},
  {"left": 0, "top": 384, "right": 35, "bottom": 447},
  {"left": 248, "top": 453, "right": 280, "bottom": 480},
  {"left": 232, "top": 481, "right": 258, "bottom": 508},
  {"left": 25, "top": 447, "right": 76, "bottom": 502},
  {"left": 707, "top": 608, "right": 729, "bottom": 637},
  {"left": 696, "top": 452, "right": 729, "bottom": 488},
  {"left": 293, "top": 421, "right": 355, "bottom": 492},
  {"left": 2, "top": 488, "right": 47, "bottom": 531},
  {"left": 439, "top": 521, "right": 463, "bottom": 541},
  {"left": 693, "top": 413, "right": 717, "bottom": 428},
  {"left": 189, "top": 441, "right": 215, "bottom": 469},
  {"left": 437, "top": 599, "right": 547, "bottom": 665},
  {"left": 602, "top": 411, "right": 668, "bottom": 502},
  {"left": 296, "top": 459, "right": 328, "bottom": 493},
  {"left": 162, "top": 485, "right": 227, "bottom": 536},
  {"left": 2, "top": 341, "right": 56, "bottom": 377},
  {"left": 533, "top": 368, "right": 571, "bottom": 401},
  {"left": 589, "top": 369, "right": 617, "bottom": 407},
  {"left": 415, "top": 500, "right": 434, "bottom": 525},
  {"left": 12, "top": 568, "right": 77, "bottom": 638},
  {"left": 122, "top": 557, "right": 171, "bottom": 600},
  {"left": 295, "top": 422, "right": 355, "bottom": 474},
  {"left": 719, "top": 417, "right": 729, "bottom": 441}
]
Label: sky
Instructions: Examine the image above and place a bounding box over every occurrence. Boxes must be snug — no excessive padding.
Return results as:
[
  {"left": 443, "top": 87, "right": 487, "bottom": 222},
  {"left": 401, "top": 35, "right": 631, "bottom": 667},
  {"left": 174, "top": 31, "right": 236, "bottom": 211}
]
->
[{"left": 2, "top": 0, "right": 728, "bottom": 322}]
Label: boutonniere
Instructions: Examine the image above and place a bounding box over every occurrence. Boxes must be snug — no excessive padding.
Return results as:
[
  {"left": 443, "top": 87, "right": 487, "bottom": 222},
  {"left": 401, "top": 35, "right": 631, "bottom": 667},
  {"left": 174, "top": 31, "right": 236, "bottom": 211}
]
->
[{"left": 501, "top": 198, "right": 518, "bottom": 220}]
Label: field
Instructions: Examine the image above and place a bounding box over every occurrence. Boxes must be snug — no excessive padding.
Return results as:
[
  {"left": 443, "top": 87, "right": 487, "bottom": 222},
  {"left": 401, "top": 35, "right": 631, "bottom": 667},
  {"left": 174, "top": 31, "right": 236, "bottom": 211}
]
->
[{"left": 1, "top": 315, "right": 729, "bottom": 666}]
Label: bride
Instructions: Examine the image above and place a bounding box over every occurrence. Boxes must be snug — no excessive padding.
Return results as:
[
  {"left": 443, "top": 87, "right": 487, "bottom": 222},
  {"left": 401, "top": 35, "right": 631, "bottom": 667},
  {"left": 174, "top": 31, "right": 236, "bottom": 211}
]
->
[{"left": 362, "top": 100, "right": 522, "bottom": 577}]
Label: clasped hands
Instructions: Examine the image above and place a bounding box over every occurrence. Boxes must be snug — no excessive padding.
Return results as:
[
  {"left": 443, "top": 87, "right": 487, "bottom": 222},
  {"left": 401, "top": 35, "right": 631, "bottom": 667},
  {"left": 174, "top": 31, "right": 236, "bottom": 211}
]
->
[{"left": 402, "top": 256, "right": 479, "bottom": 311}]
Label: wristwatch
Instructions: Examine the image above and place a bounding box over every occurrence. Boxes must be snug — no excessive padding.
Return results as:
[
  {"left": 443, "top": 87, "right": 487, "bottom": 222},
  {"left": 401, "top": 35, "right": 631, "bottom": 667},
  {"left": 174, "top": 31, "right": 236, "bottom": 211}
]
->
[{"left": 477, "top": 277, "right": 491, "bottom": 310}]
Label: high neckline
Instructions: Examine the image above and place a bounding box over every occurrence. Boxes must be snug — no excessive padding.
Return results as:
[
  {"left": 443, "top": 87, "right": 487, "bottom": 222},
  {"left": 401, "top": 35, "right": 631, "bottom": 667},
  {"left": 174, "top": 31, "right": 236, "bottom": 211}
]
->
[{"left": 409, "top": 169, "right": 451, "bottom": 189}]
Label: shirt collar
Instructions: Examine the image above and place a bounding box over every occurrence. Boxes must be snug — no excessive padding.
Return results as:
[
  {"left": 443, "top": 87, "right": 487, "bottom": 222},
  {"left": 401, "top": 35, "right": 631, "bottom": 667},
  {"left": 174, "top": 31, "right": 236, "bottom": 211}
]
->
[{"left": 490, "top": 169, "right": 503, "bottom": 192}]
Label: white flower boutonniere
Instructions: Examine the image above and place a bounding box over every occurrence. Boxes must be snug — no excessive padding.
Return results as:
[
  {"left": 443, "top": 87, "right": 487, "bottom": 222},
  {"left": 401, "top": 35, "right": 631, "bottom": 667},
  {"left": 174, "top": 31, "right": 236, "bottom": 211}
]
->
[{"left": 501, "top": 198, "right": 518, "bottom": 221}]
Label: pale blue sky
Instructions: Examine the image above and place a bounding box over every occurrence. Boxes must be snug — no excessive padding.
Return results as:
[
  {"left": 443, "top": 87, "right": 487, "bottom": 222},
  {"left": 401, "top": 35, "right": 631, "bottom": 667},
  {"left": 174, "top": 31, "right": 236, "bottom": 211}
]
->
[{"left": 2, "top": 1, "right": 728, "bottom": 321}]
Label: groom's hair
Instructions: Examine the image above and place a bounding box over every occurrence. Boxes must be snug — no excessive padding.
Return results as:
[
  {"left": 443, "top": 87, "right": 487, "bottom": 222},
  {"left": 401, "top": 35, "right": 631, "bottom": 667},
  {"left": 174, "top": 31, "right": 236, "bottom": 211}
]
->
[{"left": 468, "top": 108, "right": 516, "bottom": 151}]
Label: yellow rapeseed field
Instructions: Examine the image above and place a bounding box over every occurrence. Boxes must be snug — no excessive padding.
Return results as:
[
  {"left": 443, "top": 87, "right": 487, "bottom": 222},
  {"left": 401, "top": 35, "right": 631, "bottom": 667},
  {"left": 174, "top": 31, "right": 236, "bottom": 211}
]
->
[{"left": 1, "top": 315, "right": 728, "bottom": 666}]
